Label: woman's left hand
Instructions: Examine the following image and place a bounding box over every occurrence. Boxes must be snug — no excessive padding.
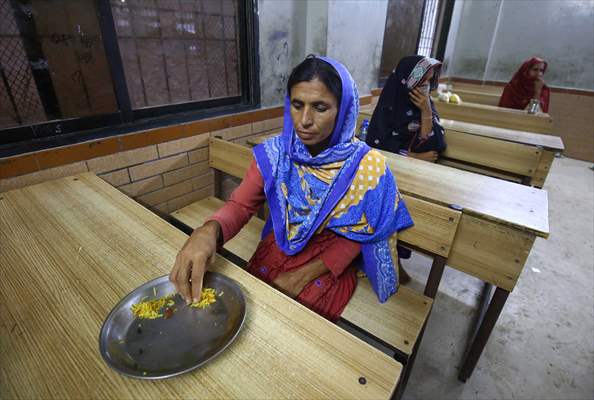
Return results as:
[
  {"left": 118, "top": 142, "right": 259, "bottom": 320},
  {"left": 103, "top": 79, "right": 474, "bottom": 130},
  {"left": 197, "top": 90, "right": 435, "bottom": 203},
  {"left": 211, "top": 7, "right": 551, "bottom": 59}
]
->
[
  {"left": 272, "top": 269, "right": 308, "bottom": 298},
  {"left": 409, "top": 151, "right": 439, "bottom": 163},
  {"left": 409, "top": 87, "right": 432, "bottom": 114}
]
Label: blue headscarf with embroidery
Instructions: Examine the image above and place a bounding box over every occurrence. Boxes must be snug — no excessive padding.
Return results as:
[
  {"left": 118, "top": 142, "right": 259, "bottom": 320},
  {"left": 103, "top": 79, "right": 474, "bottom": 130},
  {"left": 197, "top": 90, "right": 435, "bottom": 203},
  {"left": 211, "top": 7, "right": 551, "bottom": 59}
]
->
[{"left": 253, "top": 56, "right": 413, "bottom": 302}]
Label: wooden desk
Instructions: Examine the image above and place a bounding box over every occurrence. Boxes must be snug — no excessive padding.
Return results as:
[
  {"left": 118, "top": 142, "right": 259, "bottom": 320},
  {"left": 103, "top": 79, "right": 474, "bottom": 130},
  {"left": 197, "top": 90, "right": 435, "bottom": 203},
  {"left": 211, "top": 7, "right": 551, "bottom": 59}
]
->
[
  {"left": 439, "top": 119, "right": 563, "bottom": 187},
  {"left": 380, "top": 152, "right": 548, "bottom": 380},
  {"left": 0, "top": 173, "right": 401, "bottom": 399},
  {"left": 216, "top": 138, "right": 549, "bottom": 380},
  {"left": 357, "top": 105, "right": 562, "bottom": 187}
]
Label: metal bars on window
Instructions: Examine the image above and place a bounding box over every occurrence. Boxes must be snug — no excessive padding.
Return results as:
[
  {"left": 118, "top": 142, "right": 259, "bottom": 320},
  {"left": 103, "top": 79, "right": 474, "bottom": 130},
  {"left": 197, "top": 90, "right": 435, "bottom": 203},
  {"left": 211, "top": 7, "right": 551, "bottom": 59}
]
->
[{"left": 417, "top": 0, "right": 440, "bottom": 57}]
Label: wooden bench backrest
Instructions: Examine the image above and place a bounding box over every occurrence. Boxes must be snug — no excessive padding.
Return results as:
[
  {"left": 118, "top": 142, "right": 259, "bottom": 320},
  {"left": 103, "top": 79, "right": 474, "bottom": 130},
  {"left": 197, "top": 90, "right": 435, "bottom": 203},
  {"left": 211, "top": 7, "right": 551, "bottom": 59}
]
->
[
  {"left": 440, "top": 118, "right": 564, "bottom": 151},
  {"left": 442, "top": 129, "right": 542, "bottom": 177},
  {"left": 357, "top": 112, "right": 542, "bottom": 179},
  {"left": 434, "top": 101, "right": 553, "bottom": 134},
  {"left": 450, "top": 89, "right": 500, "bottom": 106},
  {"left": 449, "top": 81, "right": 502, "bottom": 94},
  {"left": 209, "top": 138, "right": 460, "bottom": 258}
]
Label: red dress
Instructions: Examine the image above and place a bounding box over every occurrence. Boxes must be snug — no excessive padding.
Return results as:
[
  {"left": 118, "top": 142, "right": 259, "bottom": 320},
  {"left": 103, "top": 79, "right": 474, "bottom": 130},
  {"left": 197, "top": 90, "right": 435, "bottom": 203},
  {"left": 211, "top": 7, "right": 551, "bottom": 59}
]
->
[
  {"left": 498, "top": 57, "right": 551, "bottom": 113},
  {"left": 209, "top": 160, "right": 360, "bottom": 321}
]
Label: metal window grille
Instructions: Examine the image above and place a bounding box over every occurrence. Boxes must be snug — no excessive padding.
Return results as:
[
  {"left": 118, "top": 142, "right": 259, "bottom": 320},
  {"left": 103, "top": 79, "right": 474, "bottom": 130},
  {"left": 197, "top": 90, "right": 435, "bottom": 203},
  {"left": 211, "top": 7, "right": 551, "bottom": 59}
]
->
[
  {"left": 0, "top": 0, "right": 46, "bottom": 128},
  {"left": 417, "top": 0, "right": 440, "bottom": 57},
  {"left": 110, "top": 0, "right": 241, "bottom": 110},
  {"left": 0, "top": 0, "right": 255, "bottom": 152}
]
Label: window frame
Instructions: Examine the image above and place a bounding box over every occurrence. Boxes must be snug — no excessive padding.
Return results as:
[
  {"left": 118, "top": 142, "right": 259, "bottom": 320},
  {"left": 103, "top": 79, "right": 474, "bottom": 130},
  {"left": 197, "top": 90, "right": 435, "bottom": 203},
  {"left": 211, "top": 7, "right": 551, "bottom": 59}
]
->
[{"left": 0, "top": 0, "right": 260, "bottom": 158}]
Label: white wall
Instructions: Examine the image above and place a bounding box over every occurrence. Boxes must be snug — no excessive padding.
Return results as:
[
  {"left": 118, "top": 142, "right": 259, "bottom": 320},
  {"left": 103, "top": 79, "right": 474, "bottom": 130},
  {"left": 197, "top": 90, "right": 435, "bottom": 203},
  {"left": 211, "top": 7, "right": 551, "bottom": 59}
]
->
[
  {"left": 305, "top": 0, "right": 328, "bottom": 55},
  {"left": 257, "top": 0, "right": 307, "bottom": 106},
  {"left": 258, "top": 0, "right": 389, "bottom": 106},
  {"left": 444, "top": 0, "right": 594, "bottom": 90},
  {"left": 326, "top": 0, "right": 389, "bottom": 97}
]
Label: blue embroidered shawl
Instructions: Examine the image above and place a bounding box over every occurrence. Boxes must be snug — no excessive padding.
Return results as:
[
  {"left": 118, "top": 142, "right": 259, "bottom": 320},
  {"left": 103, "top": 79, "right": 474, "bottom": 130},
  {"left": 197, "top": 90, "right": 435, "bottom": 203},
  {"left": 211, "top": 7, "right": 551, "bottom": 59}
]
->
[{"left": 253, "top": 57, "right": 413, "bottom": 302}]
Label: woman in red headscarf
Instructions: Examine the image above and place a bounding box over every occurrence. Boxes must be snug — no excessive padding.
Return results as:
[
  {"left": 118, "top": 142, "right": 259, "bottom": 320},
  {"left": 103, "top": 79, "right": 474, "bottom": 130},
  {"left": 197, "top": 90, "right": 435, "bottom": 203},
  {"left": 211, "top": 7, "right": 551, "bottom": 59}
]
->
[{"left": 498, "top": 57, "right": 551, "bottom": 113}]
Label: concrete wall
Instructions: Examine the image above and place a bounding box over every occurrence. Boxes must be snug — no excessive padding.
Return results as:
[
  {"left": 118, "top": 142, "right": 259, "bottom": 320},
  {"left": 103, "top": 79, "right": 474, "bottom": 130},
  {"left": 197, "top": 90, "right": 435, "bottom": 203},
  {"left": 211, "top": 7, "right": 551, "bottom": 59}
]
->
[
  {"left": 257, "top": 0, "right": 307, "bottom": 106},
  {"left": 326, "top": 0, "right": 389, "bottom": 96},
  {"left": 445, "top": 0, "right": 594, "bottom": 90},
  {"left": 304, "top": 0, "right": 328, "bottom": 56},
  {"left": 258, "top": 0, "right": 389, "bottom": 106}
]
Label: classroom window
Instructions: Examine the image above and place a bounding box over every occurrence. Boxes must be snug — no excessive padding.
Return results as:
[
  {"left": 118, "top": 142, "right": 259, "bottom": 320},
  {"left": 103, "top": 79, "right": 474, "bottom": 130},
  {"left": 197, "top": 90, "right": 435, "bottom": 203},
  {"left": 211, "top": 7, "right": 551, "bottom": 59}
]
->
[
  {"left": 0, "top": 0, "right": 118, "bottom": 128},
  {"left": 417, "top": 0, "right": 440, "bottom": 57},
  {"left": 0, "top": 0, "right": 256, "bottom": 155},
  {"left": 110, "top": 0, "right": 241, "bottom": 109}
]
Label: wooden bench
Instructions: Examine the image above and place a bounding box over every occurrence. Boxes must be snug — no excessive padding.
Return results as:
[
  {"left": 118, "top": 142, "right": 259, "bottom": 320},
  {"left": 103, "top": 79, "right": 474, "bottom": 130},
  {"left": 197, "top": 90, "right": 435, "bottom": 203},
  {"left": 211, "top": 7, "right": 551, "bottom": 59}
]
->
[
  {"left": 250, "top": 133, "right": 550, "bottom": 381},
  {"left": 171, "top": 138, "right": 463, "bottom": 397},
  {"left": 356, "top": 106, "right": 563, "bottom": 187},
  {"left": 173, "top": 136, "right": 549, "bottom": 384}
]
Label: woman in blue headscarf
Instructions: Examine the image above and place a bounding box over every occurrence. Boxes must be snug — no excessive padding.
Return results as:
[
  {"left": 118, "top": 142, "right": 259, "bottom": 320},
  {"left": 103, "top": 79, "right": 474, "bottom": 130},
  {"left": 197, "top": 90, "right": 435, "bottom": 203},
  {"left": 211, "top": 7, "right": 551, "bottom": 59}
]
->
[{"left": 170, "top": 55, "right": 413, "bottom": 321}]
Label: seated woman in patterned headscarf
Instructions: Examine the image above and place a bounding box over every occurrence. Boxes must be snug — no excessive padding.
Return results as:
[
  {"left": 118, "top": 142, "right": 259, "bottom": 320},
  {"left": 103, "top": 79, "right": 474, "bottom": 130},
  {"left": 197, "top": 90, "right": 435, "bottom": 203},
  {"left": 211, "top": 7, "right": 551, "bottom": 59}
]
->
[
  {"left": 365, "top": 55, "right": 446, "bottom": 283},
  {"left": 366, "top": 55, "right": 446, "bottom": 163},
  {"left": 170, "top": 55, "right": 413, "bottom": 321}
]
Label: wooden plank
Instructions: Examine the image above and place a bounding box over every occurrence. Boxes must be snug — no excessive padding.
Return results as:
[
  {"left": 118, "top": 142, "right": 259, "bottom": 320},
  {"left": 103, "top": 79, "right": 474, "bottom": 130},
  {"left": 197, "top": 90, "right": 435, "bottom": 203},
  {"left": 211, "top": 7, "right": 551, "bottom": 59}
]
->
[
  {"left": 341, "top": 283, "right": 432, "bottom": 356},
  {"left": 447, "top": 214, "right": 536, "bottom": 291},
  {"left": 209, "top": 137, "right": 254, "bottom": 179},
  {"left": 0, "top": 173, "right": 401, "bottom": 400},
  {"left": 531, "top": 150, "right": 555, "bottom": 188},
  {"left": 434, "top": 101, "right": 553, "bottom": 134},
  {"left": 170, "top": 197, "right": 433, "bottom": 356},
  {"left": 442, "top": 129, "right": 542, "bottom": 176}
]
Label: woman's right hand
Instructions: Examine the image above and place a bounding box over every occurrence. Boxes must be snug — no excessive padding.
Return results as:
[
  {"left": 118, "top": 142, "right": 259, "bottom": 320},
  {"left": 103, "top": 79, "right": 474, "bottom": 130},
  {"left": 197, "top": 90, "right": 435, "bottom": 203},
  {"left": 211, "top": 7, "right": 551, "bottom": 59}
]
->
[
  {"left": 409, "top": 151, "right": 439, "bottom": 163},
  {"left": 534, "top": 78, "right": 545, "bottom": 95},
  {"left": 169, "top": 220, "right": 221, "bottom": 304}
]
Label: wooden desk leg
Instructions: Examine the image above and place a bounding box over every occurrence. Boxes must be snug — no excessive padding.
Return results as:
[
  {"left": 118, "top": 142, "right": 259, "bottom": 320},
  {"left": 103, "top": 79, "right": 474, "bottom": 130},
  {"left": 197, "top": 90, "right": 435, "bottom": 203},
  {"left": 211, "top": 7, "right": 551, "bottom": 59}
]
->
[
  {"left": 424, "top": 255, "right": 447, "bottom": 299},
  {"left": 458, "top": 286, "right": 510, "bottom": 382},
  {"left": 470, "top": 283, "right": 494, "bottom": 341}
]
